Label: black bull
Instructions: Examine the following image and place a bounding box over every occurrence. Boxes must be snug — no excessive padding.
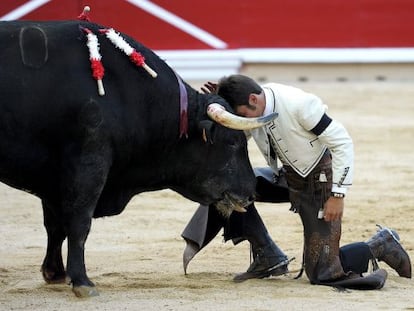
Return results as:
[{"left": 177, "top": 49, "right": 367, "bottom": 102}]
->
[{"left": 0, "top": 21, "right": 258, "bottom": 297}]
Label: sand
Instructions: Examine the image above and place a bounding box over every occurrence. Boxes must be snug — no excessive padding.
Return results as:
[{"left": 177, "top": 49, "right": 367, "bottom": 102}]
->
[{"left": 0, "top": 81, "right": 413, "bottom": 310}]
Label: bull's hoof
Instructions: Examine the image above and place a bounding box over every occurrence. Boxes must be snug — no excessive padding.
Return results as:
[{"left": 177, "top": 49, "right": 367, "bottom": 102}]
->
[
  {"left": 42, "top": 269, "right": 67, "bottom": 284},
  {"left": 72, "top": 285, "right": 99, "bottom": 298}
]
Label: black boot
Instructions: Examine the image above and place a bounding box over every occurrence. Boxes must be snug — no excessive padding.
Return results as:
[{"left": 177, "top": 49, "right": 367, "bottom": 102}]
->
[
  {"left": 366, "top": 225, "right": 412, "bottom": 278},
  {"left": 233, "top": 241, "right": 290, "bottom": 282},
  {"left": 233, "top": 205, "right": 290, "bottom": 282}
]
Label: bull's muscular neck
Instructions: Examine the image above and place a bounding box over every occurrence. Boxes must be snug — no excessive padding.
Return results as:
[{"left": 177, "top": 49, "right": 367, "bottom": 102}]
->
[{"left": 92, "top": 88, "right": 207, "bottom": 217}]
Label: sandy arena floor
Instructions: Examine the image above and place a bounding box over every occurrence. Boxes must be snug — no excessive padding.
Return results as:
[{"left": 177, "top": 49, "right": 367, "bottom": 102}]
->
[{"left": 0, "top": 80, "right": 413, "bottom": 310}]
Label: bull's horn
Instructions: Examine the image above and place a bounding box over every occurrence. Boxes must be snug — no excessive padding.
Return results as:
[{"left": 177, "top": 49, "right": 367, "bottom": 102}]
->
[{"left": 207, "top": 103, "right": 278, "bottom": 130}]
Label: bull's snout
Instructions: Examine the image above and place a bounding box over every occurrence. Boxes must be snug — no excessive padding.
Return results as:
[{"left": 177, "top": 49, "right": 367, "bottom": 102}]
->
[{"left": 214, "top": 192, "right": 255, "bottom": 218}]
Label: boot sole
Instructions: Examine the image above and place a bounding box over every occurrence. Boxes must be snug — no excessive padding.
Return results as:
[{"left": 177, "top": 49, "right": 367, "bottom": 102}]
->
[{"left": 233, "top": 258, "right": 292, "bottom": 282}]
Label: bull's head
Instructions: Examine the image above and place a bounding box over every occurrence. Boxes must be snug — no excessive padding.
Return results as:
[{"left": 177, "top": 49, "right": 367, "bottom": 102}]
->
[{"left": 199, "top": 103, "right": 278, "bottom": 217}]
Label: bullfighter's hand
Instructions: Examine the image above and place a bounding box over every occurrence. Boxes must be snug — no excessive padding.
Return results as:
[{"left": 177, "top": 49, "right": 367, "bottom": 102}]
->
[
  {"left": 323, "top": 196, "right": 344, "bottom": 222},
  {"left": 201, "top": 82, "right": 218, "bottom": 94}
]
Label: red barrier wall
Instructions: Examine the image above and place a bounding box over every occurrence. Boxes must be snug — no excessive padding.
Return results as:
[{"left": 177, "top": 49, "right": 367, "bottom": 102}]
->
[{"left": 1, "top": 0, "right": 414, "bottom": 49}]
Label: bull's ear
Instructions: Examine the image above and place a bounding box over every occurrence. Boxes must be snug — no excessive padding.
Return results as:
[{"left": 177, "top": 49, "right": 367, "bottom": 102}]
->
[{"left": 198, "top": 120, "right": 216, "bottom": 144}]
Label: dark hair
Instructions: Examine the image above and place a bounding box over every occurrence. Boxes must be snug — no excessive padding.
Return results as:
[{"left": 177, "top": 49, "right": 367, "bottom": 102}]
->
[{"left": 217, "top": 74, "right": 262, "bottom": 109}]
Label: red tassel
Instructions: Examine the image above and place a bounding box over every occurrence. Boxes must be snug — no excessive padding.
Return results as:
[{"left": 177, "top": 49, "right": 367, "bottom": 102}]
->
[
  {"left": 129, "top": 51, "right": 145, "bottom": 66},
  {"left": 90, "top": 59, "right": 104, "bottom": 80}
]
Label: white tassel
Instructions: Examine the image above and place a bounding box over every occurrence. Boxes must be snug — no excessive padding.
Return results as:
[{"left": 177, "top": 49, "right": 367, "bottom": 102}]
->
[
  {"left": 83, "top": 28, "right": 105, "bottom": 96},
  {"left": 102, "top": 28, "right": 157, "bottom": 78}
]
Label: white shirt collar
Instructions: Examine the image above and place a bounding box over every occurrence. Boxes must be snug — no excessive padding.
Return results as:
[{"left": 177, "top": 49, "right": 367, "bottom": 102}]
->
[{"left": 262, "top": 86, "right": 276, "bottom": 116}]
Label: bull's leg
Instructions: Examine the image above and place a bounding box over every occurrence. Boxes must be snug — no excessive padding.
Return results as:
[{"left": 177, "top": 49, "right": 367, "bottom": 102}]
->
[
  {"left": 65, "top": 211, "right": 97, "bottom": 297},
  {"left": 61, "top": 147, "right": 110, "bottom": 297},
  {"left": 59, "top": 100, "right": 112, "bottom": 297},
  {"left": 41, "top": 200, "right": 67, "bottom": 283}
]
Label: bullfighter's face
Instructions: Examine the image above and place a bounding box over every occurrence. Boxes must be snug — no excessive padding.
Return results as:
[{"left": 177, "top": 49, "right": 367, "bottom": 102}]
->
[{"left": 235, "top": 92, "right": 266, "bottom": 118}]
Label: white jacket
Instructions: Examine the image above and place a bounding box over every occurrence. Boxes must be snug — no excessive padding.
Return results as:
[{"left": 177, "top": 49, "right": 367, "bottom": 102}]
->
[{"left": 248, "top": 83, "right": 353, "bottom": 194}]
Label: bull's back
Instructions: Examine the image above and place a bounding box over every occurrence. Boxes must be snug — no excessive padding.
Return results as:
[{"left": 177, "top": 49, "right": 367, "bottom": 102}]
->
[
  {"left": 0, "top": 20, "right": 182, "bottom": 194},
  {"left": 0, "top": 20, "right": 179, "bottom": 138}
]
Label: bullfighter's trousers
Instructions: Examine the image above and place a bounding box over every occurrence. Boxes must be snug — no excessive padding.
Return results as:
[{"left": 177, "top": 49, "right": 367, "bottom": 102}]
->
[{"left": 284, "top": 151, "right": 346, "bottom": 283}]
